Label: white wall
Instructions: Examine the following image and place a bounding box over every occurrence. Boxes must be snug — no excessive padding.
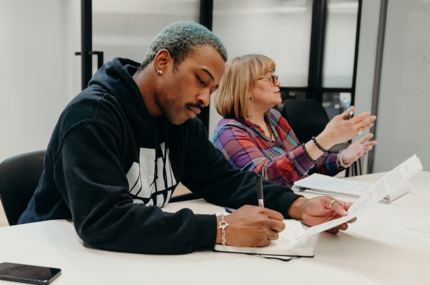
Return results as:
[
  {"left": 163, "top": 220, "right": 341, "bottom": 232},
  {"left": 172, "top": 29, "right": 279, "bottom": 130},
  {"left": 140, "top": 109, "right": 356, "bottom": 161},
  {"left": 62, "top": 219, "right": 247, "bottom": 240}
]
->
[
  {"left": 0, "top": 0, "right": 79, "bottom": 163},
  {"left": 373, "top": 0, "right": 430, "bottom": 172},
  {"left": 354, "top": 0, "right": 430, "bottom": 172}
]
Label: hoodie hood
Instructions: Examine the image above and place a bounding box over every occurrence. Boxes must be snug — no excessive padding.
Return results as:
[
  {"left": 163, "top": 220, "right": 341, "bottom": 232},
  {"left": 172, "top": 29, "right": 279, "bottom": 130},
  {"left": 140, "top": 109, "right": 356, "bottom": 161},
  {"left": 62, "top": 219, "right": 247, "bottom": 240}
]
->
[
  {"left": 59, "top": 57, "right": 176, "bottom": 206},
  {"left": 89, "top": 57, "right": 155, "bottom": 127},
  {"left": 89, "top": 57, "right": 172, "bottom": 145}
]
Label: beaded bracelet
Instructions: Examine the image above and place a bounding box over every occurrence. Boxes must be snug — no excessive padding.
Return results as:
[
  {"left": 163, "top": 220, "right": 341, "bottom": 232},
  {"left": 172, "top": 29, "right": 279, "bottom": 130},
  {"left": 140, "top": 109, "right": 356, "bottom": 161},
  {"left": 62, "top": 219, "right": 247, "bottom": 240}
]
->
[
  {"left": 311, "top": 136, "right": 328, "bottom": 153},
  {"left": 336, "top": 150, "right": 346, "bottom": 170},
  {"left": 302, "top": 143, "right": 316, "bottom": 164}
]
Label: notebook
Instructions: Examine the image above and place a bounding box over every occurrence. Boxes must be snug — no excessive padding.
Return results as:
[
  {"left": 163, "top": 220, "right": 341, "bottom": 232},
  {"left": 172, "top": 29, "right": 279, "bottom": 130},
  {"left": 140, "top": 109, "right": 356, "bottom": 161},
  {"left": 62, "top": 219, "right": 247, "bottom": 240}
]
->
[{"left": 214, "top": 220, "right": 314, "bottom": 257}]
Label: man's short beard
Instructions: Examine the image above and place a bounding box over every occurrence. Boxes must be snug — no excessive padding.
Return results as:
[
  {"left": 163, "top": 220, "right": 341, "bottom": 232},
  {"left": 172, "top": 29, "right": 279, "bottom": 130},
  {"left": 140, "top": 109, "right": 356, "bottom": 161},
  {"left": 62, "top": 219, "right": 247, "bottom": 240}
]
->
[{"left": 154, "top": 93, "right": 185, "bottom": 125}]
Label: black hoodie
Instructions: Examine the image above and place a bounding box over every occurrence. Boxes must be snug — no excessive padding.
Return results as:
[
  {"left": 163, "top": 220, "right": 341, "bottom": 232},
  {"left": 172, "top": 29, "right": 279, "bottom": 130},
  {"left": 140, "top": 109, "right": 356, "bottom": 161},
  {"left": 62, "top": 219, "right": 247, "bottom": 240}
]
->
[{"left": 18, "top": 58, "right": 301, "bottom": 254}]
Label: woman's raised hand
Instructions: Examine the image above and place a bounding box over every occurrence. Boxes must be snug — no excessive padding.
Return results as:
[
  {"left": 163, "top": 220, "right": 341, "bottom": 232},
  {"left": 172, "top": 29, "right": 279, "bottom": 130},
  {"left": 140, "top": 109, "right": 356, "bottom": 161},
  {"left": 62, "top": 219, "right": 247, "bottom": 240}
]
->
[
  {"left": 317, "top": 106, "right": 376, "bottom": 150},
  {"left": 341, "top": 133, "right": 378, "bottom": 165}
]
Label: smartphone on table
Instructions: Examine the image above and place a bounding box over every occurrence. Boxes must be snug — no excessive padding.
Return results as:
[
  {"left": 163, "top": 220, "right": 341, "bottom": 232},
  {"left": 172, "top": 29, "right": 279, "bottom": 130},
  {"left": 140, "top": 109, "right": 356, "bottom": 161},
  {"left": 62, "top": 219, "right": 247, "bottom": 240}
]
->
[{"left": 0, "top": 262, "right": 61, "bottom": 284}]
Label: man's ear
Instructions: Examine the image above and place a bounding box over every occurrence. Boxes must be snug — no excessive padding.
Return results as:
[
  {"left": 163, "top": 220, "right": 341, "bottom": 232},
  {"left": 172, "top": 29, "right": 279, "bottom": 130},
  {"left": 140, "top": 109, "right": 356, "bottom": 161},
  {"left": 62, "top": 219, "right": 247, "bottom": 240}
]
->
[{"left": 153, "top": 49, "right": 171, "bottom": 75}]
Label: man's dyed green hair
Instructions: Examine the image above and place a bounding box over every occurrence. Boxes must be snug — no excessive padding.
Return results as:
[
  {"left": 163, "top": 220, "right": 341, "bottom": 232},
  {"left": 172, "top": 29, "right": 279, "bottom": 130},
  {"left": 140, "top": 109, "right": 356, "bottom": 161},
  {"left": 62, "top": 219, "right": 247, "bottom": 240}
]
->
[{"left": 138, "top": 21, "right": 228, "bottom": 72}]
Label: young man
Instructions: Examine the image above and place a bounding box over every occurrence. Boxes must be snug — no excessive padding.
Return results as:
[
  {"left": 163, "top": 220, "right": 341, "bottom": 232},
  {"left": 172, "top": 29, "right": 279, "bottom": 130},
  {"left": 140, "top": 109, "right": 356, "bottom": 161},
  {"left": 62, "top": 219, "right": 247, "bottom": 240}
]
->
[{"left": 19, "top": 21, "right": 354, "bottom": 254}]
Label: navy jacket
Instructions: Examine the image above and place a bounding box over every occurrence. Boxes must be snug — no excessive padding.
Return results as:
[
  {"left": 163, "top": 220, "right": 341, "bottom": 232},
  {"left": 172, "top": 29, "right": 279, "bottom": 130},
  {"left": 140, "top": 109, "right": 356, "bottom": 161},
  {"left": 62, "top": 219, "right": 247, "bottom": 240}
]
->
[{"left": 18, "top": 58, "right": 301, "bottom": 254}]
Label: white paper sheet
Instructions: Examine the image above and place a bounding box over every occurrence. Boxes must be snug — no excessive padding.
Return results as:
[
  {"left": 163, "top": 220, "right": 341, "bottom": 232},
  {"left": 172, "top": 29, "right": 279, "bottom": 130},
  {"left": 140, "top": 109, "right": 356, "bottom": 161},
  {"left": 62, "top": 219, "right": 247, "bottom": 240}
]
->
[
  {"left": 297, "top": 155, "right": 423, "bottom": 239},
  {"left": 385, "top": 216, "right": 430, "bottom": 243},
  {"left": 294, "top": 174, "right": 371, "bottom": 196},
  {"left": 295, "top": 191, "right": 412, "bottom": 206}
]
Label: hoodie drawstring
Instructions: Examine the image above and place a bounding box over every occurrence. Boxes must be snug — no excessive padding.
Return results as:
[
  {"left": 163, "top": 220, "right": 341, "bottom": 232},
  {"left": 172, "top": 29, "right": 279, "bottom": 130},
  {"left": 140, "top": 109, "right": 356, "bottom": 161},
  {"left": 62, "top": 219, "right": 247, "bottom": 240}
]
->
[
  {"left": 162, "top": 132, "right": 169, "bottom": 190},
  {"left": 150, "top": 122, "right": 170, "bottom": 201}
]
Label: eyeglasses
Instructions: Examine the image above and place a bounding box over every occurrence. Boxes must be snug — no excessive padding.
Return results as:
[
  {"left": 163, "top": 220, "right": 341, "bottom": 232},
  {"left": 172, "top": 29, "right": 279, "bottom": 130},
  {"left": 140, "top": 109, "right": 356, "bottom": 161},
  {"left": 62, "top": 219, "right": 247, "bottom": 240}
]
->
[{"left": 258, "top": 75, "right": 279, "bottom": 86}]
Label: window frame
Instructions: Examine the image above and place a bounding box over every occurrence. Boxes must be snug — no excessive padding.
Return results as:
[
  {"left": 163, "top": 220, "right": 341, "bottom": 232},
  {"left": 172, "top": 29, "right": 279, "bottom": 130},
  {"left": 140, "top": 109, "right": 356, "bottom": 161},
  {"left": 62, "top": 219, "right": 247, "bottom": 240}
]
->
[{"left": 280, "top": 0, "right": 363, "bottom": 107}]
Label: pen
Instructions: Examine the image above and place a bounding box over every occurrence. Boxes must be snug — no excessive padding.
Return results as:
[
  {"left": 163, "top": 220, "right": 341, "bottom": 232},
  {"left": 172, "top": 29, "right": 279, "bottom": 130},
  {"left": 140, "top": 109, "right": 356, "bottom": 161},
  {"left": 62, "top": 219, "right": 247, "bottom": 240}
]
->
[
  {"left": 344, "top": 110, "right": 354, "bottom": 120},
  {"left": 257, "top": 175, "right": 264, "bottom": 207}
]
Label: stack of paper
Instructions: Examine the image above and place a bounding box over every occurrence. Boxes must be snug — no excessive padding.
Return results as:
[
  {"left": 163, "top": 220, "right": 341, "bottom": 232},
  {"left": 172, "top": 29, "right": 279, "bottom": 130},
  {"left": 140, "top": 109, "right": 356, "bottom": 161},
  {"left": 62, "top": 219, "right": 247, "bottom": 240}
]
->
[
  {"left": 292, "top": 174, "right": 412, "bottom": 204},
  {"left": 297, "top": 154, "right": 423, "bottom": 240}
]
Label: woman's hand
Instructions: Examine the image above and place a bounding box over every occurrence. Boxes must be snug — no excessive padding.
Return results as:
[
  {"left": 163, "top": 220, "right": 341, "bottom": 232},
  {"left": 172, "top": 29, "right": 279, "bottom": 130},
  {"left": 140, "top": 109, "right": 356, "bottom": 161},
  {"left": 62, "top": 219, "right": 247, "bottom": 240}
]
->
[
  {"left": 316, "top": 106, "right": 377, "bottom": 150},
  {"left": 341, "top": 133, "right": 377, "bottom": 165}
]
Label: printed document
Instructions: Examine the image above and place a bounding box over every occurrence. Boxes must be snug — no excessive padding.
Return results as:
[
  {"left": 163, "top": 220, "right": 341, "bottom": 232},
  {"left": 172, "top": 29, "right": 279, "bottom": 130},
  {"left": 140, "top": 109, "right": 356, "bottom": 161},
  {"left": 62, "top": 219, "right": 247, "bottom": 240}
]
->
[
  {"left": 293, "top": 174, "right": 412, "bottom": 203},
  {"left": 297, "top": 155, "right": 423, "bottom": 239},
  {"left": 294, "top": 174, "right": 370, "bottom": 196}
]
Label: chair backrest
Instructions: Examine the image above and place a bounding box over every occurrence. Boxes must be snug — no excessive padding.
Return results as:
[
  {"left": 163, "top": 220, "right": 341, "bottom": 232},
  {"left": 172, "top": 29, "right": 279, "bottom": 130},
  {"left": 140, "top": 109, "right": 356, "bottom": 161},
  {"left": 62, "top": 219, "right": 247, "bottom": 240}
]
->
[
  {"left": 281, "top": 99, "right": 330, "bottom": 143},
  {"left": 0, "top": 150, "right": 46, "bottom": 226}
]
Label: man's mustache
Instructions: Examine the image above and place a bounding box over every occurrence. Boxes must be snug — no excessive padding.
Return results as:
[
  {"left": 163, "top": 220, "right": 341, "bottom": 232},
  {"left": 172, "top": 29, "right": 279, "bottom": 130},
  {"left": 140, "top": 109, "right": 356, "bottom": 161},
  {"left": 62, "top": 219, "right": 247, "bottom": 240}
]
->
[{"left": 185, "top": 103, "right": 203, "bottom": 111}]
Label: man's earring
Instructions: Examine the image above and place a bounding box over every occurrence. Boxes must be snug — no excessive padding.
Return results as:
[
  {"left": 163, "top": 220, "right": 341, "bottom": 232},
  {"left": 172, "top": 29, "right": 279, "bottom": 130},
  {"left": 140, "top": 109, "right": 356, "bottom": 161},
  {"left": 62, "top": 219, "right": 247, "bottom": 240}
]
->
[{"left": 157, "top": 70, "right": 163, "bottom": 76}]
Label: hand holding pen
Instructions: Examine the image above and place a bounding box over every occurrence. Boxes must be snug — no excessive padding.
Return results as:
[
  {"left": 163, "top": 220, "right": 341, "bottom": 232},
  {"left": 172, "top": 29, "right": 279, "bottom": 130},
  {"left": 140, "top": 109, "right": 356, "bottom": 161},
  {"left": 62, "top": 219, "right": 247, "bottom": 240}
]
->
[
  {"left": 216, "top": 175, "right": 285, "bottom": 247},
  {"left": 344, "top": 110, "right": 354, "bottom": 120},
  {"left": 315, "top": 106, "right": 376, "bottom": 149}
]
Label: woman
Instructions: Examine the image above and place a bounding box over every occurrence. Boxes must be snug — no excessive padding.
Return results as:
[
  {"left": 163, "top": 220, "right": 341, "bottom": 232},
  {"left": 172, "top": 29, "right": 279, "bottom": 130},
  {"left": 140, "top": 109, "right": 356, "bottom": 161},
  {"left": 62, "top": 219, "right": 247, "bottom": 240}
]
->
[{"left": 211, "top": 54, "right": 377, "bottom": 188}]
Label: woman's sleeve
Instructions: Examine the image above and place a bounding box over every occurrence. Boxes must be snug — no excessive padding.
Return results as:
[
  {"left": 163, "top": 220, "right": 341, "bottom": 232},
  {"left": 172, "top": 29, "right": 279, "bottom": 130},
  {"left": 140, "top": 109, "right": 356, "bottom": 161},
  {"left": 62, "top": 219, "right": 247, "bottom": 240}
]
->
[
  {"left": 312, "top": 152, "right": 343, "bottom": 177},
  {"left": 275, "top": 113, "right": 343, "bottom": 178},
  {"left": 212, "top": 122, "right": 317, "bottom": 187}
]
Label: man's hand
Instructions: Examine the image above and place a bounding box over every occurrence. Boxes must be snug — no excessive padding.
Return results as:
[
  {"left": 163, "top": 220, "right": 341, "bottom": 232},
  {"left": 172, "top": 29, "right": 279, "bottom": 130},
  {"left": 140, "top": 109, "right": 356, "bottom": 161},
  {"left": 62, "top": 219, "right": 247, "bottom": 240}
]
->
[
  {"left": 287, "top": 197, "right": 357, "bottom": 234},
  {"left": 216, "top": 205, "right": 285, "bottom": 247}
]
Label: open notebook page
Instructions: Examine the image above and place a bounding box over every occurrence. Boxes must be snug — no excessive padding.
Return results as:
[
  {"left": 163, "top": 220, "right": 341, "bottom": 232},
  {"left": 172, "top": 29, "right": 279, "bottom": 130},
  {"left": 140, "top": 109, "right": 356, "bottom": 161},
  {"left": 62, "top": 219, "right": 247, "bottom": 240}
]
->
[{"left": 215, "top": 220, "right": 313, "bottom": 257}]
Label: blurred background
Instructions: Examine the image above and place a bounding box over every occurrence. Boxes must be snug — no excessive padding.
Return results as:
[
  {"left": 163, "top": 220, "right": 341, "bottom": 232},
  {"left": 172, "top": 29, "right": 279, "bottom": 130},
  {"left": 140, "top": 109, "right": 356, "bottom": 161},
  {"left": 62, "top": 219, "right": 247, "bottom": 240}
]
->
[{"left": 0, "top": 0, "right": 429, "bottom": 174}]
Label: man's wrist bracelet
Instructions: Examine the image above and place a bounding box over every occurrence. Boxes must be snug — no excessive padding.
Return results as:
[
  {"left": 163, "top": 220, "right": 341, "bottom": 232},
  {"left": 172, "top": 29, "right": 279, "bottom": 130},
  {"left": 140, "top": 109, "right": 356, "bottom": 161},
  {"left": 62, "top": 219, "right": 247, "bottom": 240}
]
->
[
  {"left": 218, "top": 214, "right": 229, "bottom": 246},
  {"left": 311, "top": 136, "right": 328, "bottom": 153}
]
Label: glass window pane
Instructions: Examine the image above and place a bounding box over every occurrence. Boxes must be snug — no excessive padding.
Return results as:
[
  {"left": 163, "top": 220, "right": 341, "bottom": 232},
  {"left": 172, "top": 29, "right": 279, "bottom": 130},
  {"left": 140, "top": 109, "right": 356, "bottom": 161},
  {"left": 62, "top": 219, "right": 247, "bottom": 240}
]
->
[
  {"left": 322, "top": 0, "right": 358, "bottom": 88},
  {"left": 92, "top": 0, "right": 200, "bottom": 68},
  {"left": 213, "top": 0, "right": 313, "bottom": 87},
  {"left": 322, "top": 92, "right": 351, "bottom": 120}
]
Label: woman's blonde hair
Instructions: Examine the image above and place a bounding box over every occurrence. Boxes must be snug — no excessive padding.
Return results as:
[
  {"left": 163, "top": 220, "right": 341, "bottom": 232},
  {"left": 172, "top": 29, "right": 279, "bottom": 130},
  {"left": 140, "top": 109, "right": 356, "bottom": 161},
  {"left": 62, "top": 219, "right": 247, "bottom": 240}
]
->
[{"left": 214, "top": 54, "right": 276, "bottom": 120}]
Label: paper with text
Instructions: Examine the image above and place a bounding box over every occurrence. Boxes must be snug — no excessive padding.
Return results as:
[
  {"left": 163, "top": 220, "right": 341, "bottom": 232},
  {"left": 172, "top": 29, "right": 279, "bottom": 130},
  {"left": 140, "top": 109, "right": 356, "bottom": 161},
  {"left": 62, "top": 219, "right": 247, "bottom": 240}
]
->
[{"left": 297, "top": 155, "right": 423, "bottom": 239}]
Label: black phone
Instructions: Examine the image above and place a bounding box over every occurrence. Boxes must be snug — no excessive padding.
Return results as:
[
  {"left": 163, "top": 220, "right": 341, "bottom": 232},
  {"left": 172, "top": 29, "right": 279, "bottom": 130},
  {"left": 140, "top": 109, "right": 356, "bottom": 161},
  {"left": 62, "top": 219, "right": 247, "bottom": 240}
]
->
[{"left": 0, "top": 262, "right": 61, "bottom": 285}]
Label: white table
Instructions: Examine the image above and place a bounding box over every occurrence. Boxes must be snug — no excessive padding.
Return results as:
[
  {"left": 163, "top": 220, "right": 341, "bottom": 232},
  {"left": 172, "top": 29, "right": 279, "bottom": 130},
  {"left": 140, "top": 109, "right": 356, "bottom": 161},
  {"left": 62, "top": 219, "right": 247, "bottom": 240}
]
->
[{"left": 1, "top": 172, "right": 430, "bottom": 285}]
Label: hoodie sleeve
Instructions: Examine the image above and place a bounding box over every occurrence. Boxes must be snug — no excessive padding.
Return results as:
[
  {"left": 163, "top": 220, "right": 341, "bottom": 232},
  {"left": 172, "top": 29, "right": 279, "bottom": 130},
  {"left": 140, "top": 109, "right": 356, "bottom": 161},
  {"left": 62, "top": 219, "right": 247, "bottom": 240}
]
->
[
  {"left": 53, "top": 121, "right": 217, "bottom": 254},
  {"left": 181, "top": 119, "right": 302, "bottom": 218}
]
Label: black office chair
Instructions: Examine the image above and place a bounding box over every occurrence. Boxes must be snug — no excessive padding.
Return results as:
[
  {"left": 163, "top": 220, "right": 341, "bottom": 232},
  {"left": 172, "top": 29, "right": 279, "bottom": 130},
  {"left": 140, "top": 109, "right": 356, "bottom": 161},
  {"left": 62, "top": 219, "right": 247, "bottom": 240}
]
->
[
  {"left": 0, "top": 150, "right": 46, "bottom": 226},
  {"left": 280, "top": 99, "right": 361, "bottom": 176},
  {"left": 0, "top": 149, "right": 198, "bottom": 226}
]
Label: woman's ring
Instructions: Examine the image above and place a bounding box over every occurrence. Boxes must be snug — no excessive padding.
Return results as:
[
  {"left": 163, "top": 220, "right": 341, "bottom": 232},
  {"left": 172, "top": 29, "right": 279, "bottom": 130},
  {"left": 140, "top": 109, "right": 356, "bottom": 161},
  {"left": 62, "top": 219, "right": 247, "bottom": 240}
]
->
[
  {"left": 358, "top": 128, "right": 363, "bottom": 135},
  {"left": 329, "top": 199, "right": 336, "bottom": 208}
]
